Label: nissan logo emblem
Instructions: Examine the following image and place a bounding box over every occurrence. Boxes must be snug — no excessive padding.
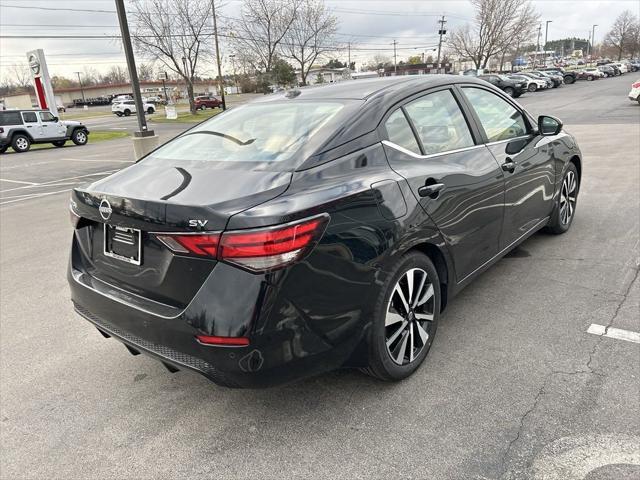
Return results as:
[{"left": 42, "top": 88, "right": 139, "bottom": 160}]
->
[
  {"left": 99, "top": 198, "right": 112, "bottom": 221},
  {"left": 28, "top": 53, "right": 40, "bottom": 76}
]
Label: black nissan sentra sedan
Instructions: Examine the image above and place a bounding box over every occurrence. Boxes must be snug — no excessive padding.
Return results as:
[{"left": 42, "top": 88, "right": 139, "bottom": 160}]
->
[{"left": 68, "top": 76, "right": 582, "bottom": 388}]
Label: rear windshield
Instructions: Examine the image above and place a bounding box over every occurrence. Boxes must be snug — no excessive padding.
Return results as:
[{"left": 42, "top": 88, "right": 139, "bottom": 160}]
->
[{"left": 142, "top": 101, "right": 346, "bottom": 170}]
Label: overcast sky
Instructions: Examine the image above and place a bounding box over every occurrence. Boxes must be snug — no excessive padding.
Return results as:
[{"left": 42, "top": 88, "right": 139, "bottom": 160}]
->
[{"left": 1, "top": 0, "right": 639, "bottom": 82}]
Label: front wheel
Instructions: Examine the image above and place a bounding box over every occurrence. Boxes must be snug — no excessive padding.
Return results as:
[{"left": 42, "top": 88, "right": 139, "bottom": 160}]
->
[
  {"left": 528, "top": 84, "right": 537, "bottom": 92},
  {"left": 504, "top": 87, "right": 515, "bottom": 97},
  {"left": 147, "top": 107, "right": 154, "bottom": 114},
  {"left": 546, "top": 163, "right": 579, "bottom": 234},
  {"left": 564, "top": 75, "right": 575, "bottom": 84},
  {"left": 363, "top": 252, "right": 440, "bottom": 381},
  {"left": 71, "top": 129, "right": 88, "bottom": 146},
  {"left": 123, "top": 109, "right": 131, "bottom": 116},
  {"left": 587, "top": 75, "right": 593, "bottom": 81}
]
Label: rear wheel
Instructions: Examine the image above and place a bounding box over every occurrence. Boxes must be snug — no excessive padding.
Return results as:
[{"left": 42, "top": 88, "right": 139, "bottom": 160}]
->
[
  {"left": 364, "top": 252, "right": 440, "bottom": 381},
  {"left": 11, "top": 134, "right": 31, "bottom": 153},
  {"left": 146, "top": 107, "right": 154, "bottom": 114},
  {"left": 52, "top": 140, "right": 66, "bottom": 147},
  {"left": 587, "top": 75, "right": 593, "bottom": 81},
  {"left": 123, "top": 109, "right": 131, "bottom": 116},
  {"left": 528, "top": 84, "right": 537, "bottom": 92},
  {"left": 546, "top": 163, "right": 579, "bottom": 234},
  {"left": 504, "top": 87, "right": 515, "bottom": 97},
  {"left": 564, "top": 75, "right": 575, "bottom": 84},
  {"left": 0, "top": 145, "right": 8, "bottom": 154},
  {"left": 71, "top": 129, "right": 88, "bottom": 146}
]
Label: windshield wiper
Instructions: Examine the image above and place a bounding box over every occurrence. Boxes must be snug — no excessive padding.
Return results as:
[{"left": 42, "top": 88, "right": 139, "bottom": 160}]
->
[{"left": 182, "top": 131, "right": 255, "bottom": 146}]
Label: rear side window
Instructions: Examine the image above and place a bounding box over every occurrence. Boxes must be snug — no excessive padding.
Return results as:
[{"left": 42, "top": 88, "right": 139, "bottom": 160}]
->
[
  {"left": 404, "top": 90, "right": 475, "bottom": 155},
  {"left": 384, "top": 109, "right": 420, "bottom": 154},
  {"left": 144, "top": 101, "right": 345, "bottom": 167},
  {"left": 22, "top": 112, "right": 38, "bottom": 123},
  {"left": 0, "top": 112, "right": 23, "bottom": 125},
  {"left": 462, "top": 87, "right": 528, "bottom": 142},
  {"left": 39, "top": 111, "right": 56, "bottom": 122}
]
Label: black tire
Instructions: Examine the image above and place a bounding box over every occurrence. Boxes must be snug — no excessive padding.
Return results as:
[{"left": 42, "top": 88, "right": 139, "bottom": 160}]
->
[
  {"left": 52, "top": 140, "right": 66, "bottom": 147},
  {"left": 71, "top": 129, "right": 88, "bottom": 146},
  {"left": 503, "top": 87, "right": 515, "bottom": 97},
  {"left": 546, "top": 162, "right": 579, "bottom": 234},
  {"left": 363, "top": 252, "right": 441, "bottom": 382},
  {"left": 564, "top": 75, "right": 575, "bottom": 84},
  {"left": 0, "top": 145, "right": 8, "bottom": 154},
  {"left": 587, "top": 75, "right": 593, "bottom": 81},
  {"left": 11, "top": 134, "right": 31, "bottom": 153},
  {"left": 528, "top": 84, "right": 537, "bottom": 92},
  {"left": 146, "top": 107, "right": 154, "bottom": 114},
  {"left": 123, "top": 109, "right": 131, "bottom": 116}
]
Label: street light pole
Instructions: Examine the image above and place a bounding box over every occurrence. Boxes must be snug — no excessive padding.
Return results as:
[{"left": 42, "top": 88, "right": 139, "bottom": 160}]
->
[
  {"left": 393, "top": 40, "right": 398, "bottom": 74},
  {"left": 534, "top": 23, "right": 542, "bottom": 67},
  {"left": 115, "top": 0, "right": 157, "bottom": 158},
  {"left": 436, "top": 15, "right": 447, "bottom": 72},
  {"left": 590, "top": 24, "right": 598, "bottom": 60},
  {"left": 544, "top": 20, "right": 552, "bottom": 65},
  {"left": 74, "top": 71, "right": 85, "bottom": 104},
  {"left": 211, "top": 0, "right": 226, "bottom": 110}
]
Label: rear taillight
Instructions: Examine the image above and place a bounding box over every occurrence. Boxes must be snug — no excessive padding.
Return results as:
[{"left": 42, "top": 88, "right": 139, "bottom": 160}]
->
[
  {"left": 155, "top": 214, "right": 329, "bottom": 273},
  {"left": 196, "top": 335, "right": 249, "bottom": 346},
  {"left": 633, "top": 81, "right": 640, "bottom": 89}
]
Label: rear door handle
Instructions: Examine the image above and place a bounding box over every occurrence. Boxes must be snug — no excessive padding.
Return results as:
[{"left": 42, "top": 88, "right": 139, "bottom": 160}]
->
[
  {"left": 418, "top": 183, "right": 445, "bottom": 198},
  {"left": 501, "top": 159, "right": 517, "bottom": 173}
]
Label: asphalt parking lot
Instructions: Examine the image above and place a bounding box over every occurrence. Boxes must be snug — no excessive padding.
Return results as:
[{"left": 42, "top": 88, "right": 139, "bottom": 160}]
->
[{"left": 1, "top": 75, "right": 639, "bottom": 479}]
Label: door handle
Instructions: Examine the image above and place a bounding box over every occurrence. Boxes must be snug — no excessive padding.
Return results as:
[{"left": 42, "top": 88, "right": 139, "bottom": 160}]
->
[
  {"left": 418, "top": 182, "right": 445, "bottom": 198},
  {"left": 501, "top": 158, "right": 517, "bottom": 173}
]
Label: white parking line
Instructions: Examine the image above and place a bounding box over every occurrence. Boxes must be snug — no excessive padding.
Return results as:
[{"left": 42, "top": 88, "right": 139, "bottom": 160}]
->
[
  {"left": 587, "top": 324, "right": 640, "bottom": 344},
  {"left": 0, "top": 189, "right": 72, "bottom": 206},
  {"left": 0, "top": 170, "right": 118, "bottom": 193},
  {"left": 0, "top": 178, "right": 41, "bottom": 185}
]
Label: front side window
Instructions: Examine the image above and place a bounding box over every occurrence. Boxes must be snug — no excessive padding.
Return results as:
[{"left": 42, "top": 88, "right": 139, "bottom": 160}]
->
[
  {"left": 404, "top": 89, "right": 475, "bottom": 155},
  {"left": 462, "top": 87, "right": 528, "bottom": 142},
  {"left": 384, "top": 109, "right": 420, "bottom": 154},
  {"left": 22, "top": 112, "right": 38, "bottom": 123},
  {"left": 144, "top": 101, "right": 346, "bottom": 168},
  {"left": 39, "top": 111, "right": 56, "bottom": 122}
]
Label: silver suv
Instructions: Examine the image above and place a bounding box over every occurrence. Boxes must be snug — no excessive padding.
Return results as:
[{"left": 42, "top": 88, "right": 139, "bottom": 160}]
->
[{"left": 0, "top": 109, "right": 89, "bottom": 153}]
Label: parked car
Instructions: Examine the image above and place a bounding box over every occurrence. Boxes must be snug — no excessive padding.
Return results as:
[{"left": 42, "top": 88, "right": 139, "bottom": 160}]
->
[
  {"left": 146, "top": 96, "right": 167, "bottom": 105},
  {"left": 629, "top": 79, "right": 640, "bottom": 104},
  {"left": 0, "top": 109, "right": 89, "bottom": 153},
  {"left": 194, "top": 95, "right": 223, "bottom": 109},
  {"left": 628, "top": 61, "right": 640, "bottom": 72},
  {"left": 111, "top": 99, "right": 156, "bottom": 117},
  {"left": 576, "top": 69, "right": 601, "bottom": 81},
  {"left": 538, "top": 67, "right": 576, "bottom": 85},
  {"left": 611, "top": 62, "right": 628, "bottom": 74},
  {"left": 598, "top": 65, "right": 616, "bottom": 77},
  {"left": 604, "top": 64, "right": 622, "bottom": 76},
  {"left": 508, "top": 74, "right": 546, "bottom": 92},
  {"left": 532, "top": 70, "right": 563, "bottom": 87},
  {"left": 68, "top": 76, "right": 583, "bottom": 388},
  {"left": 477, "top": 74, "right": 527, "bottom": 97},
  {"left": 519, "top": 72, "right": 553, "bottom": 89}
]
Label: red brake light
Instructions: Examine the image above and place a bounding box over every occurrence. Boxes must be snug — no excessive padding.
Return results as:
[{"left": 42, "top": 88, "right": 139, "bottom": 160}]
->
[
  {"left": 196, "top": 335, "right": 249, "bottom": 346},
  {"left": 154, "top": 214, "right": 329, "bottom": 272},
  {"left": 633, "top": 81, "right": 640, "bottom": 89},
  {"left": 156, "top": 233, "right": 219, "bottom": 257},
  {"left": 219, "top": 214, "right": 329, "bottom": 272}
]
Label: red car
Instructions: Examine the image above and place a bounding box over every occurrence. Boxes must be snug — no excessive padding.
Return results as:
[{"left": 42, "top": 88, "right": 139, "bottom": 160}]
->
[{"left": 194, "top": 96, "right": 223, "bottom": 109}]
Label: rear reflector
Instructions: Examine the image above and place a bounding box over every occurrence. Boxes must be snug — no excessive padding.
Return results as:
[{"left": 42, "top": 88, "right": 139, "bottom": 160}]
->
[
  {"left": 196, "top": 335, "right": 250, "bottom": 346},
  {"left": 155, "top": 214, "right": 329, "bottom": 273}
]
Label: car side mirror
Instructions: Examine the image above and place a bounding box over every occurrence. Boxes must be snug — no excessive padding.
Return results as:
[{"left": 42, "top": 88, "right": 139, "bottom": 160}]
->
[
  {"left": 53, "top": 116, "right": 59, "bottom": 122},
  {"left": 538, "top": 115, "right": 562, "bottom": 136}
]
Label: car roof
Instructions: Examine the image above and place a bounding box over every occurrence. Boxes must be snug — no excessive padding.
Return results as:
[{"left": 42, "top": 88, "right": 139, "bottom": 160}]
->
[{"left": 252, "top": 75, "right": 486, "bottom": 102}]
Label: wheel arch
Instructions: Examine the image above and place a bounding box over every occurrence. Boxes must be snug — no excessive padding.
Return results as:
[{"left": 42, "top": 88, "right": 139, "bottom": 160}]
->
[
  {"left": 569, "top": 155, "right": 582, "bottom": 184},
  {"left": 405, "top": 242, "right": 451, "bottom": 312},
  {"left": 7, "top": 128, "right": 32, "bottom": 142}
]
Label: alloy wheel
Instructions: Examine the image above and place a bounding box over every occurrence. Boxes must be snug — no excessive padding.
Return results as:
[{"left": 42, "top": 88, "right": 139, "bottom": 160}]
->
[
  {"left": 76, "top": 132, "right": 87, "bottom": 144},
  {"left": 15, "top": 138, "right": 29, "bottom": 150},
  {"left": 385, "top": 268, "right": 435, "bottom": 365},
  {"left": 559, "top": 170, "right": 577, "bottom": 225}
]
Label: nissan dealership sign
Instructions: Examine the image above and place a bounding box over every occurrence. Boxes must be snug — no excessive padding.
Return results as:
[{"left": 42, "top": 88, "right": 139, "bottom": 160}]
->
[{"left": 26, "top": 49, "right": 56, "bottom": 115}]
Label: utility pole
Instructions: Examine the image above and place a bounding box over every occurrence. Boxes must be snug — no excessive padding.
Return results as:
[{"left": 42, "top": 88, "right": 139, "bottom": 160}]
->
[
  {"left": 393, "top": 40, "right": 398, "bottom": 74},
  {"left": 534, "top": 23, "right": 542, "bottom": 67},
  {"left": 544, "top": 20, "right": 552, "bottom": 65},
  {"left": 115, "top": 0, "right": 156, "bottom": 157},
  {"left": 590, "top": 24, "right": 598, "bottom": 60},
  {"left": 348, "top": 42, "right": 351, "bottom": 72},
  {"left": 436, "top": 15, "right": 447, "bottom": 72},
  {"left": 74, "top": 71, "right": 85, "bottom": 104},
  {"left": 211, "top": 0, "right": 226, "bottom": 110}
]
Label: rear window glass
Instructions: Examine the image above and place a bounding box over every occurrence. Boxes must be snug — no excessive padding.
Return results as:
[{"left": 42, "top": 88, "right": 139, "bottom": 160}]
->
[
  {"left": 143, "top": 101, "right": 345, "bottom": 168},
  {"left": 0, "top": 112, "right": 23, "bottom": 125}
]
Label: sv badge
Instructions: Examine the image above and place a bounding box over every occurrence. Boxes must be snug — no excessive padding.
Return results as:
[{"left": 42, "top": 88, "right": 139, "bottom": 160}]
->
[{"left": 188, "top": 219, "right": 209, "bottom": 228}]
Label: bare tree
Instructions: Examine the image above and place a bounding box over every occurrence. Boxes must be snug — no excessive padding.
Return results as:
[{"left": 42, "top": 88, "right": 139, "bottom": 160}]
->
[
  {"left": 448, "top": 0, "right": 538, "bottom": 70},
  {"left": 604, "top": 10, "right": 639, "bottom": 60},
  {"left": 230, "top": 0, "right": 300, "bottom": 73},
  {"left": 131, "top": 0, "right": 213, "bottom": 113},
  {"left": 9, "top": 63, "right": 32, "bottom": 90},
  {"left": 281, "top": 0, "right": 338, "bottom": 85},
  {"left": 138, "top": 62, "right": 155, "bottom": 81},
  {"left": 102, "top": 65, "right": 129, "bottom": 84}
]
